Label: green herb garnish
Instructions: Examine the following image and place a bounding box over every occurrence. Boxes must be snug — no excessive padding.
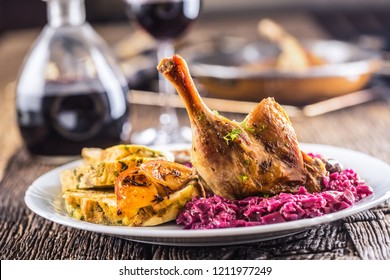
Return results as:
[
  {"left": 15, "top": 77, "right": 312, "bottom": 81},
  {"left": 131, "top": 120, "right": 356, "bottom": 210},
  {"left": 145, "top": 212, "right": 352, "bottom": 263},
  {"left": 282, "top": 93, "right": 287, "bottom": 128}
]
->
[
  {"left": 241, "top": 121, "right": 255, "bottom": 133},
  {"left": 223, "top": 128, "right": 242, "bottom": 145},
  {"left": 119, "top": 161, "right": 128, "bottom": 172},
  {"left": 198, "top": 112, "right": 205, "bottom": 121},
  {"left": 259, "top": 123, "right": 267, "bottom": 131},
  {"left": 239, "top": 174, "right": 248, "bottom": 181}
]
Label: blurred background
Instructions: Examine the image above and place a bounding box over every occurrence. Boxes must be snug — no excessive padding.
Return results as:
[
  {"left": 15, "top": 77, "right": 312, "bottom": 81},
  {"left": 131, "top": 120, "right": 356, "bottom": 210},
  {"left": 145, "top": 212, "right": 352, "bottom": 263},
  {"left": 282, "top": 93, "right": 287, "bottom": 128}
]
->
[
  {"left": 2, "top": 0, "right": 390, "bottom": 105},
  {"left": 2, "top": 0, "right": 390, "bottom": 106},
  {"left": 2, "top": 0, "right": 390, "bottom": 34}
]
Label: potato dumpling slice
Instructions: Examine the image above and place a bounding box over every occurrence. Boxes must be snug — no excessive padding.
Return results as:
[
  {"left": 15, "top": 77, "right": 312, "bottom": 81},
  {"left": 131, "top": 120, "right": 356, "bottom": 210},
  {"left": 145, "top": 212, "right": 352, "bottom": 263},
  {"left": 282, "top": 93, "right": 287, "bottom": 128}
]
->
[{"left": 115, "top": 160, "right": 198, "bottom": 218}]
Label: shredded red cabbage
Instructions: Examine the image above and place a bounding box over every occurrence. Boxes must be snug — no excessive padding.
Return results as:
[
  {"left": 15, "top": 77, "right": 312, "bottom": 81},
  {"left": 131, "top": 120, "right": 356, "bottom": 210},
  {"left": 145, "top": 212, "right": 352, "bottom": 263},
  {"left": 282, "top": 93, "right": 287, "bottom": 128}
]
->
[{"left": 176, "top": 168, "right": 373, "bottom": 229}]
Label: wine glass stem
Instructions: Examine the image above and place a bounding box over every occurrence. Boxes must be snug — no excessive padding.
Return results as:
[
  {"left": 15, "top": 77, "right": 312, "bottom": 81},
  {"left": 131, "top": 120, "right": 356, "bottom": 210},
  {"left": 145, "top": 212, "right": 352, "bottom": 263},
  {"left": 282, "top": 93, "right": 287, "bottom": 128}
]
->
[{"left": 157, "top": 40, "right": 179, "bottom": 133}]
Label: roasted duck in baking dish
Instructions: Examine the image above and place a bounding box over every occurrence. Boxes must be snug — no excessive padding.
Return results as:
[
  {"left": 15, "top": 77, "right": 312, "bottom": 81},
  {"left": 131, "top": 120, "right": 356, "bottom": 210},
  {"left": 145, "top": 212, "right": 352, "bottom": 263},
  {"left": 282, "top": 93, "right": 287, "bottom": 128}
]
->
[
  {"left": 257, "top": 19, "right": 327, "bottom": 72},
  {"left": 158, "top": 54, "right": 327, "bottom": 200}
]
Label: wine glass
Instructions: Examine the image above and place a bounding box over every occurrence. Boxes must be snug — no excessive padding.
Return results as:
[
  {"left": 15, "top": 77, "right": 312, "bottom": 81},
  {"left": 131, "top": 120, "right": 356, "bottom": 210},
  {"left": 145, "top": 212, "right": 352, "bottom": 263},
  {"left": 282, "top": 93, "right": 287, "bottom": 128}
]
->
[{"left": 124, "top": 0, "right": 202, "bottom": 145}]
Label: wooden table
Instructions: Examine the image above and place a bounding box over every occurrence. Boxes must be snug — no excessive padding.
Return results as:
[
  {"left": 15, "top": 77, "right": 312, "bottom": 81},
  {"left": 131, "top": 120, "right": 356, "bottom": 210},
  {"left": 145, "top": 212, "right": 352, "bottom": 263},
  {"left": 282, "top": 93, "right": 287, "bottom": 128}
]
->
[{"left": 1, "top": 12, "right": 390, "bottom": 260}]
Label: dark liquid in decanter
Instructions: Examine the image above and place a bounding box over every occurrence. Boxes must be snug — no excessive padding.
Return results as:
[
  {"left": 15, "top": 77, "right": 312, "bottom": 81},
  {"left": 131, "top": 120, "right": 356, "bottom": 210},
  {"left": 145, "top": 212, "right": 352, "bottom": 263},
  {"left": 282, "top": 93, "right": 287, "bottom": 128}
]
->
[{"left": 17, "top": 84, "right": 129, "bottom": 156}]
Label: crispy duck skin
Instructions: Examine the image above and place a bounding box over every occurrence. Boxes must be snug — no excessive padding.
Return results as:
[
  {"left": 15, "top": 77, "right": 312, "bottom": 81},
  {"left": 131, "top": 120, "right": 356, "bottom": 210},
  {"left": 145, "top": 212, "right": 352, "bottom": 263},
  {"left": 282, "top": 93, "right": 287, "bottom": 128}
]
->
[{"left": 157, "top": 55, "right": 327, "bottom": 200}]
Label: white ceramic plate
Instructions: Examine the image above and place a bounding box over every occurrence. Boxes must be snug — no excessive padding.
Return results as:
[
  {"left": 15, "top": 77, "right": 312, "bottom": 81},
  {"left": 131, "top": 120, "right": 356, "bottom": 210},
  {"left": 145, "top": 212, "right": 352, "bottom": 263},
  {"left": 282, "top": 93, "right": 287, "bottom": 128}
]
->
[{"left": 24, "top": 143, "right": 390, "bottom": 246}]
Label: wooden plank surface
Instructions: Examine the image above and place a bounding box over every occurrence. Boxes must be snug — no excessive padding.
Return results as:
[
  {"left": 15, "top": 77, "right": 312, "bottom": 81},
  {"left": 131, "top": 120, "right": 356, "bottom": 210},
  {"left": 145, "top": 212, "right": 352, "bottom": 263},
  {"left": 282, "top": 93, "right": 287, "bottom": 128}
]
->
[{"left": 1, "top": 99, "right": 390, "bottom": 260}]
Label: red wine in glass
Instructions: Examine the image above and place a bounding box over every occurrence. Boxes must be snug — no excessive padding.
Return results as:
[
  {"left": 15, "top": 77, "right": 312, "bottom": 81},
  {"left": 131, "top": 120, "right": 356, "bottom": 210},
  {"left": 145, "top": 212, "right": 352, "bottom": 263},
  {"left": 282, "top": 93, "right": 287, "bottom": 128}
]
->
[
  {"left": 130, "top": 0, "right": 201, "bottom": 40},
  {"left": 125, "top": 0, "right": 202, "bottom": 145}
]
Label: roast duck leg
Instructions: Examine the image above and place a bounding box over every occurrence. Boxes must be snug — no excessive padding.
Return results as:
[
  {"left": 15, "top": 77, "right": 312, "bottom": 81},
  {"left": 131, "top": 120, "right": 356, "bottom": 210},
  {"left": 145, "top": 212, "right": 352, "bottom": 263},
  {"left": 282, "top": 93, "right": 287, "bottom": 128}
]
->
[{"left": 157, "top": 55, "right": 327, "bottom": 200}]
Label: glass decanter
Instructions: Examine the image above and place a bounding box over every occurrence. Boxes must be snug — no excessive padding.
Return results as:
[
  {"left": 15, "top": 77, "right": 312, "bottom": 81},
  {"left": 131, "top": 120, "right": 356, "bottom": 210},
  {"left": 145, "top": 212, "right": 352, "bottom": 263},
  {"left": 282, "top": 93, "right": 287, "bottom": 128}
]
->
[{"left": 16, "top": 0, "right": 130, "bottom": 162}]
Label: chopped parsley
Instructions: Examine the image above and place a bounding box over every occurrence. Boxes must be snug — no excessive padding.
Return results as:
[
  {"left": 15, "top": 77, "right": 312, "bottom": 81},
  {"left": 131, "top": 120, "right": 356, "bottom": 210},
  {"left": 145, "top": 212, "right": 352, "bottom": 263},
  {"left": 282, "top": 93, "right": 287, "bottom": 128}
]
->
[
  {"left": 197, "top": 112, "right": 205, "bottom": 121},
  {"left": 118, "top": 161, "right": 128, "bottom": 172},
  {"left": 223, "top": 128, "right": 242, "bottom": 145},
  {"left": 258, "top": 123, "right": 267, "bottom": 131},
  {"left": 241, "top": 121, "right": 255, "bottom": 133},
  {"left": 239, "top": 174, "right": 249, "bottom": 181}
]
